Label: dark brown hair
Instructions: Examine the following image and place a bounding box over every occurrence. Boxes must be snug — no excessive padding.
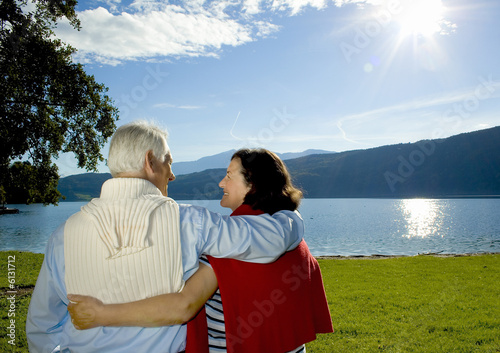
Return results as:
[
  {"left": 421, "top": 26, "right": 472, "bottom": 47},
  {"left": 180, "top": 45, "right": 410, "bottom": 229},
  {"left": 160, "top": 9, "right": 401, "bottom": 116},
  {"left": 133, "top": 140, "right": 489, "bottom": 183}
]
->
[{"left": 232, "top": 148, "right": 303, "bottom": 215}]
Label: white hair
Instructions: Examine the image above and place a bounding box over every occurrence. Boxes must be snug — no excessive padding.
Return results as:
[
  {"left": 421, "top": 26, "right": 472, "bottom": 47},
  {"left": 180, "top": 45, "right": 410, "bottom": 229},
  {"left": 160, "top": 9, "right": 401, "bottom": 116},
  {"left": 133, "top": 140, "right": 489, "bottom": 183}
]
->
[{"left": 107, "top": 120, "right": 170, "bottom": 177}]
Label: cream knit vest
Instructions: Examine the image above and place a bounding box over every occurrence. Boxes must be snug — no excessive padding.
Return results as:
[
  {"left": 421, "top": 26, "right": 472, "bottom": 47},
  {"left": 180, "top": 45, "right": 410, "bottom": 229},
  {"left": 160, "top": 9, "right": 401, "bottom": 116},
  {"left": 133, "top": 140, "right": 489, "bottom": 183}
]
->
[{"left": 64, "top": 178, "right": 184, "bottom": 304}]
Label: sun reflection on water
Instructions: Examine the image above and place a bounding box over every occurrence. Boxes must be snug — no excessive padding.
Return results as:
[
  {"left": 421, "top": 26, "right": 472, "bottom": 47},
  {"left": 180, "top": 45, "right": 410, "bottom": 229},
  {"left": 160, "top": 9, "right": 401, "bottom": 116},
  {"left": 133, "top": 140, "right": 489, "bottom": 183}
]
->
[{"left": 399, "top": 199, "right": 443, "bottom": 238}]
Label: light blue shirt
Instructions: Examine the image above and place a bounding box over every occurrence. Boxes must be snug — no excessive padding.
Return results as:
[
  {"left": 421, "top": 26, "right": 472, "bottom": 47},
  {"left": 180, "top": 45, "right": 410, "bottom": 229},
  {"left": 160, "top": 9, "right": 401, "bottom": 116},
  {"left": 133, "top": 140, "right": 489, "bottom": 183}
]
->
[{"left": 26, "top": 204, "right": 304, "bottom": 353}]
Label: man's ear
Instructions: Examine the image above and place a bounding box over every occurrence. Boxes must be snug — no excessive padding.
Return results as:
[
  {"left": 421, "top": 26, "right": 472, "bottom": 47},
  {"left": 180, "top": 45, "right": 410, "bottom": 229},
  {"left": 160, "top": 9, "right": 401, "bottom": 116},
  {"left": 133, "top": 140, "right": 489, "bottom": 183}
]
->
[{"left": 144, "top": 150, "right": 155, "bottom": 175}]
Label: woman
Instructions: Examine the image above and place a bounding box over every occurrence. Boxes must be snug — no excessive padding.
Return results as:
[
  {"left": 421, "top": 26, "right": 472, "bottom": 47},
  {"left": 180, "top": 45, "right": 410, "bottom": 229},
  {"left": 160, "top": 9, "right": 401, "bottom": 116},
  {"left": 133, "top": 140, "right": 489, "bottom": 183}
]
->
[{"left": 68, "top": 148, "right": 333, "bottom": 353}]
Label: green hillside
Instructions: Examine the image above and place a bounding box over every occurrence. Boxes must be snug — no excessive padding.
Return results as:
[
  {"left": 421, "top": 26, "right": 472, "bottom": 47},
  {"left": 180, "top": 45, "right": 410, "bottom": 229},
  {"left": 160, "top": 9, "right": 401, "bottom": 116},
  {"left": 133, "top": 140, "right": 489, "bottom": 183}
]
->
[
  {"left": 287, "top": 126, "right": 500, "bottom": 198},
  {"left": 57, "top": 126, "right": 500, "bottom": 201},
  {"left": 58, "top": 173, "right": 112, "bottom": 201}
]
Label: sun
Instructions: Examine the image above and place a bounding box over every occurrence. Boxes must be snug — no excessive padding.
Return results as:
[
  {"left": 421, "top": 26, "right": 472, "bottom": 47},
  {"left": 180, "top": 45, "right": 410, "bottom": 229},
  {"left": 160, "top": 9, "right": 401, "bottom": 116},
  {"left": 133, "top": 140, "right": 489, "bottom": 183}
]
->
[{"left": 394, "top": 0, "right": 447, "bottom": 38}]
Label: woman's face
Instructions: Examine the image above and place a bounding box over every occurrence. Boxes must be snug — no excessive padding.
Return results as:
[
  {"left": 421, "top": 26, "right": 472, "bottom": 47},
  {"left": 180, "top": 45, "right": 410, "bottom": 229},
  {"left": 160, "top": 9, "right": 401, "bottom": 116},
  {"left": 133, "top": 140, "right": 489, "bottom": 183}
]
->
[{"left": 219, "top": 157, "right": 251, "bottom": 211}]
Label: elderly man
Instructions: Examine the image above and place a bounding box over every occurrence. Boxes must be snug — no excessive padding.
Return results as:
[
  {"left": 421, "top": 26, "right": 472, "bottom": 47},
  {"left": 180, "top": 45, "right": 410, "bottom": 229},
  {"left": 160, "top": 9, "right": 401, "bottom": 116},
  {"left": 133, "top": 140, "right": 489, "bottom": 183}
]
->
[{"left": 26, "top": 121, "right": 303, "bottom": 353}]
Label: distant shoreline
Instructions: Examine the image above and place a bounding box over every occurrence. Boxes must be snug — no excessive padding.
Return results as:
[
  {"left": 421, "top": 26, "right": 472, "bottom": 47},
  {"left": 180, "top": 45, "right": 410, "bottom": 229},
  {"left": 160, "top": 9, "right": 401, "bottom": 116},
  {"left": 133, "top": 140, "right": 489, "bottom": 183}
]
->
[
  {"left": 316, "top": 252, "right": 500, "bottom": 260},
  {"left": 6, "top": 194, "right": 500, "bottom": 205}
]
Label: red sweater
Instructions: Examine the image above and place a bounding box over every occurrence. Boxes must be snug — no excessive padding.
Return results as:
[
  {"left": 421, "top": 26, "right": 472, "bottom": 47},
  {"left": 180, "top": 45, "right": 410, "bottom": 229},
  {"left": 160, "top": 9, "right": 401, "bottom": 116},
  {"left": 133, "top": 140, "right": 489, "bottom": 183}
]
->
[{"left": 186, "top": 205, "right": 333, "bottom": 353}]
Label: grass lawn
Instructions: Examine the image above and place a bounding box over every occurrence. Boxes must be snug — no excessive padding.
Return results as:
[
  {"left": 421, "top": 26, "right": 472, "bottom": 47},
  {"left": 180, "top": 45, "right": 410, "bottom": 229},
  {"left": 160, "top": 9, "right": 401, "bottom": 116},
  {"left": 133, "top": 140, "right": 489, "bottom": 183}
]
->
[
  {"left": 1, "top": 251, "right": 499, "bottom": 352},
  {"left": 310, "top": 254, "right": 500, "bottom": 352},
  {"left": 1, "top": 251, "right": 44, "bottom": 353}
]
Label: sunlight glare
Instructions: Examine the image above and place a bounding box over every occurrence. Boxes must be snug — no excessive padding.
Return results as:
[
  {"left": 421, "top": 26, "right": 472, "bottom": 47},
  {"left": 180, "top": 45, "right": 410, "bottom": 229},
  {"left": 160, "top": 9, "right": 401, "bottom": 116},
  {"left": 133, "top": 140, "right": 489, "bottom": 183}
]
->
[
  {"left": 395, "top": 0, "right": 446, "bottom": 38},
  {"left": 400, "top": 199, "right": 442, "bottom": 238}
]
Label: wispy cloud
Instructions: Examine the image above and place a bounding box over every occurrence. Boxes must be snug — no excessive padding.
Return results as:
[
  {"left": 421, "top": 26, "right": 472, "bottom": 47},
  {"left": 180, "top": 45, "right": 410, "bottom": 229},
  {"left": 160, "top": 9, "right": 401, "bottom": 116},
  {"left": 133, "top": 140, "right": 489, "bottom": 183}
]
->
[
  {"left": 53, "top": 0, "right": 457, "bottom": 65},
  {"left": 338, "top": 80, "right": 500, "bottom": 125},
  {"left": 153, "top": 103, "right": 205, "bottom": 110},
  {"left": 55, "top": 0, "right": 323, "bottom": 65},
  {"left": 334, "top": 79, "right": 500, "bottom": 144},
  {"left": 331, "top": 0, "right": 457, "bottom": 36},
  {"left": 271, "top": 0, "right": 329, "bottom": 15},
  {"left": 55, "top": 4, "right": 259, "bottom": 65},
  {"left": 53, "top": 0, "right": 343, "bottom": 65}
]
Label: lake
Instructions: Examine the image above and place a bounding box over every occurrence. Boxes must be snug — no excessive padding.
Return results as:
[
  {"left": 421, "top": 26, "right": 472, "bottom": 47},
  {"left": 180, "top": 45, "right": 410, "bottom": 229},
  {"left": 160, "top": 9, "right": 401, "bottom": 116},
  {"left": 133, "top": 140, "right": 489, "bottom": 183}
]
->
[{"left": 1, "top": 198, "right": 499, "bottom": 256}]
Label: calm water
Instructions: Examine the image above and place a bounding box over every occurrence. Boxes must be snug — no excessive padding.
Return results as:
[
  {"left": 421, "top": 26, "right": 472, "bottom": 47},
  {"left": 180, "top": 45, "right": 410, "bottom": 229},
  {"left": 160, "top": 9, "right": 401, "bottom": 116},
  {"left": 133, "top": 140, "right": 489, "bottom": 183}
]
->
[{"left": 1, "top": 199, "right": 499, "bottom": 256}]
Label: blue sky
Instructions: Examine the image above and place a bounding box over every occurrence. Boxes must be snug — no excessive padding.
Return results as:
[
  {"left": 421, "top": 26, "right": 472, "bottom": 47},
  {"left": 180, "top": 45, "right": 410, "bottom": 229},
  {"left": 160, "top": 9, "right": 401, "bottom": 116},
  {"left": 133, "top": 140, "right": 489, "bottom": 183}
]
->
[{"left": 49, "top": 0, "right": 500, "bottom": 176}]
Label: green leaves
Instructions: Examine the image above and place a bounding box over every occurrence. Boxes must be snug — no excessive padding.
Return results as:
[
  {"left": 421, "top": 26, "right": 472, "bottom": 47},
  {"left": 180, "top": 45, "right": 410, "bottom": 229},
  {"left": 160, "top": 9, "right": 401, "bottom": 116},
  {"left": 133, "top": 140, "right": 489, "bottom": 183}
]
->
[
  {"left": 1, "top": 0, "right": 118, "bottom": 205},
  {"left": 3, "top": 161, "right": 61, "bottom": 205}
]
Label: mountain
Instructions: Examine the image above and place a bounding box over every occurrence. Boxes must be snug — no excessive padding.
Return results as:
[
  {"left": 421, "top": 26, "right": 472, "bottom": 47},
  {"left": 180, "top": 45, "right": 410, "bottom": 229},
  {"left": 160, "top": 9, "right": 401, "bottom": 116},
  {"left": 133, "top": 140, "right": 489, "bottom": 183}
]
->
[
  {"left": 173, "top": 150, "right": 237, "bottom": 176},
  {"left": 286, "top": 126, "right": 500, "bottom": 198},
  {"left": 57, "top": 127, "right": 500, "bottom": 201},
  {"left": 58, "top": 173, "right": 112, "bottom": 201},
  {"left": 172, "top": 149, "right": 334, "bottom": 175},
  {"left": 57, "top": 149, "right": 333, "bottom": 201},
  {"left": 276, "top": 149, "right": 335, "bottom": 161}
]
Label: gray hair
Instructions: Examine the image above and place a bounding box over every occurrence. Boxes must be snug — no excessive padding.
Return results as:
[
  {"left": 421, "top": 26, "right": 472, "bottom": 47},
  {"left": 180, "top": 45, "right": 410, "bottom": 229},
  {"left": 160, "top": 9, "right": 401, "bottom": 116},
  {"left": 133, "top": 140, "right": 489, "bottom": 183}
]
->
[{"left": 107, "top": 120, "right": 170, "bottom": 177}]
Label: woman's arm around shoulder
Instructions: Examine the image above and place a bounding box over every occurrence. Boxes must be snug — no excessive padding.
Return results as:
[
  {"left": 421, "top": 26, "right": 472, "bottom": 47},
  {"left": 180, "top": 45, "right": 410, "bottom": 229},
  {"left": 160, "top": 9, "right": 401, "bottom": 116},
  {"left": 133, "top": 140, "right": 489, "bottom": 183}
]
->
[{"left": 67, "top": 263, "right": 218, "bottom": 329}]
